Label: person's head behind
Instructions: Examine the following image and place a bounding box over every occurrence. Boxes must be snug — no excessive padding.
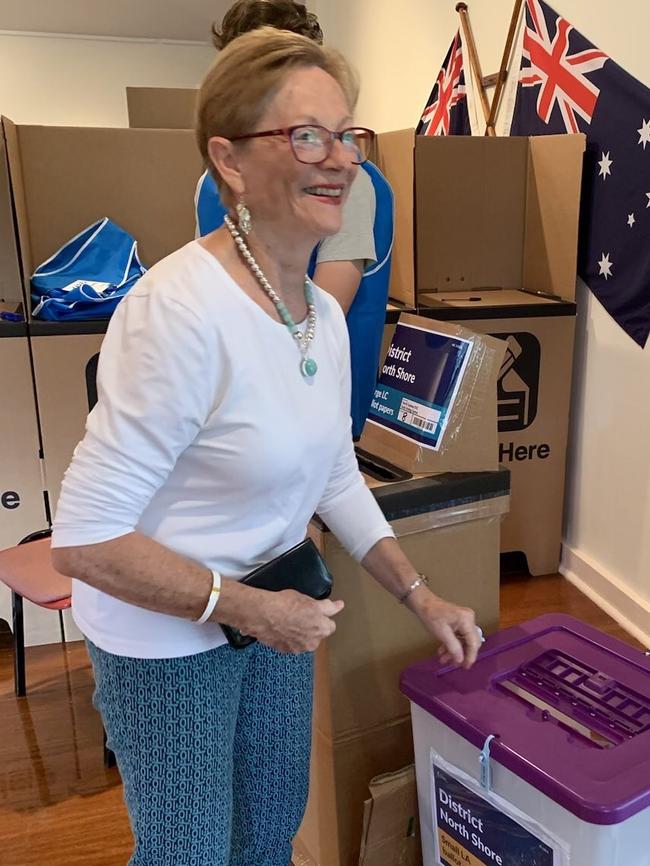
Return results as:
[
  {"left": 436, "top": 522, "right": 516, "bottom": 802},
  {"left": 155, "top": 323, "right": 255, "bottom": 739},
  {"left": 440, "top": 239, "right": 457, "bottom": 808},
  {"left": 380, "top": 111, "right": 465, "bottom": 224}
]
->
[
  {"left": 196, "top": 28, "right": 360, "bottom": 243},
  {"left": 212, "top": 0, "right": 323, "bottom": 49}
]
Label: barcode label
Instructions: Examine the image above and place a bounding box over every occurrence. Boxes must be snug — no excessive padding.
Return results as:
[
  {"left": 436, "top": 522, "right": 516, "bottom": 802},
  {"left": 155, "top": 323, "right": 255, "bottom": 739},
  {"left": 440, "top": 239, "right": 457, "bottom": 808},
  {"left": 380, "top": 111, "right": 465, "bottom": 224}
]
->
[
  {"left": 398, "top": 397, "right": 441, "bottom": 435},
  {"left": 410, "top": 415, "right": 435, "bottom": 431}
]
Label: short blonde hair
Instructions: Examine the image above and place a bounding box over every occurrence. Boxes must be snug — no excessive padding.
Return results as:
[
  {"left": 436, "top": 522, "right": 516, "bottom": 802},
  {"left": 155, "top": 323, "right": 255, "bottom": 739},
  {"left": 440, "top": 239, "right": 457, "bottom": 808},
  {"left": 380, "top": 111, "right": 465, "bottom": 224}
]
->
[{"left": 196, "top": 27, "right": 359, "bottom": 200}]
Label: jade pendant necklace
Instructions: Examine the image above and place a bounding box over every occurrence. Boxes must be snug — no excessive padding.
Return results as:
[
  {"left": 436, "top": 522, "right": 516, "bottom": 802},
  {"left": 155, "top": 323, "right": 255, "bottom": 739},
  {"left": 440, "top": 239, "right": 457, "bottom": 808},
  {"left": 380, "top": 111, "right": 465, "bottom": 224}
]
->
[{"left": 224, "top": 215, "right": 318, "bottom": 378}]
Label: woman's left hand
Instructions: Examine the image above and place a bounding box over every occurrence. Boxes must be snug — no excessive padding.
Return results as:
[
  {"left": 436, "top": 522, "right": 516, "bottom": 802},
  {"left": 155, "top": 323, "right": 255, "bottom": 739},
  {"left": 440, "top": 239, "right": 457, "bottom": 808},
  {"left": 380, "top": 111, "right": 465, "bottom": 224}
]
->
[{"left": 405, "top": 588, "right": 480, "bottom": 669}]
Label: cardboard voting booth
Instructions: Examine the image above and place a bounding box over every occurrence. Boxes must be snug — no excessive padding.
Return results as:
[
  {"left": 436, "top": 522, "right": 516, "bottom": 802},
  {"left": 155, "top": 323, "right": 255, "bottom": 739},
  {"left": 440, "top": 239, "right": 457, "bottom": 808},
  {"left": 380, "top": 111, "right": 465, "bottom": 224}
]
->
[
  {"left": 126, "top": 86, "right": 198, "bottom": 131},
  {"left": 376, "top": 131, "right": 585, "bottom": 574},
  {"left": 418, "top": 301, "right": 576, "bottom": 577},
  {"left": 0, "top": 132, "right": 49, "bottom": 636},
  {"left": 295, "top": 467, "right": 510, "bottom": 866},
  {"left": 0, "top": 319, "right": 54, "bottom": 642},
  {"left": 376, "top": 132, "right": 584, "bottom": 307},
  {"left": 1, "top": 117, "right": 203, "bottom": 511},
  {"left": 0, "top": 127, "right": 48, "bottom": 548}
]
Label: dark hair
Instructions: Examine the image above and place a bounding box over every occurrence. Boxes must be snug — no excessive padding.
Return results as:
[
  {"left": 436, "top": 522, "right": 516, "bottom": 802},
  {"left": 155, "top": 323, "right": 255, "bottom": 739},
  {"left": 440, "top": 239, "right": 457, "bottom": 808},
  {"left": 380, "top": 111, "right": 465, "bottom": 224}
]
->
[{"left": 212, "top": 0, "right": 323, "bottom": 49}]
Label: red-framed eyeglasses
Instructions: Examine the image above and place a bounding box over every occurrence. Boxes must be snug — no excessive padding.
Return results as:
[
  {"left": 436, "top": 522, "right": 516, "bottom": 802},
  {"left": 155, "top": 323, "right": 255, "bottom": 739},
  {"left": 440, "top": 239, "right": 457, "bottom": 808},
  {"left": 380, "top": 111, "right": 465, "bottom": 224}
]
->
[{"left": 229, "top": 125, "right": 375, "bottom": 165}]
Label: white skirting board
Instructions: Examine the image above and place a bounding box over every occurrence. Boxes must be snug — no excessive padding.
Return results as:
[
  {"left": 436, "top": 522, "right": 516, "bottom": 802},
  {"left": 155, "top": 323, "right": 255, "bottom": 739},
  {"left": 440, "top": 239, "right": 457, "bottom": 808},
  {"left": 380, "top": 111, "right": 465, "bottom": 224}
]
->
[
  {"left": 0, "top": 583, "right": 83, "bottom": 647},
  {"left": 560, "top": 544, "right": 650, "bottom": 649}
]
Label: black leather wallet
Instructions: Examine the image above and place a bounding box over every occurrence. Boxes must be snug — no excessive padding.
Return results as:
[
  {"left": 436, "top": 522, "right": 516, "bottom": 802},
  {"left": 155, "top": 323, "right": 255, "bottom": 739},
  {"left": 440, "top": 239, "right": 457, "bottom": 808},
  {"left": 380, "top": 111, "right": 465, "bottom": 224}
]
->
[{"left": 221, "top": 538, "right": 333, "bottom": 649}]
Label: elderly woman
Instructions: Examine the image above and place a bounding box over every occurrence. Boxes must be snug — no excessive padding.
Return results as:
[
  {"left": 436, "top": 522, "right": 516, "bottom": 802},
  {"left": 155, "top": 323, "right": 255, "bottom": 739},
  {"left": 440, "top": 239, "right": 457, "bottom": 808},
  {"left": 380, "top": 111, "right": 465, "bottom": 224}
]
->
[{"left": 52, "top": 29, "right": 479, "bottom": 866}]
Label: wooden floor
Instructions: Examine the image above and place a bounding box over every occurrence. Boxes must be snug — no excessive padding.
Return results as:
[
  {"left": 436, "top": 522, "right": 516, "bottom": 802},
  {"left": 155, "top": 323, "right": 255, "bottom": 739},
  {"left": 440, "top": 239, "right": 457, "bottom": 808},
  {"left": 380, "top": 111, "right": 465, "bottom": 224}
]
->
[{"left": 0, "top": 571, "right": 644, "bottom": 866}]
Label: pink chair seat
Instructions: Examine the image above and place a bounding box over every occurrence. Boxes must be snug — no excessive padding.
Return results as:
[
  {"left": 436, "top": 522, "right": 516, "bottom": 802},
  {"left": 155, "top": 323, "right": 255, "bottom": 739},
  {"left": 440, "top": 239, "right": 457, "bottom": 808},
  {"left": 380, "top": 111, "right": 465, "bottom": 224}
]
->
[
  {"left": 38, "top": 597, "right": 73, "bottom": 611},
  {"left": 0, "top": 537, "right": 71, "bottom": 606}
]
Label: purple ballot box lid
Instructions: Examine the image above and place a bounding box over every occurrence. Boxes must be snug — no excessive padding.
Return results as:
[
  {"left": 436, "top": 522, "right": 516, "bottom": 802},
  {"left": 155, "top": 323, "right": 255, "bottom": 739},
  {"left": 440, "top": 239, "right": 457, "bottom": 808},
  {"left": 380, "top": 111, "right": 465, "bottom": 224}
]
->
[{"left": 400, "top": 614, "right": 650, "bottom": 825}]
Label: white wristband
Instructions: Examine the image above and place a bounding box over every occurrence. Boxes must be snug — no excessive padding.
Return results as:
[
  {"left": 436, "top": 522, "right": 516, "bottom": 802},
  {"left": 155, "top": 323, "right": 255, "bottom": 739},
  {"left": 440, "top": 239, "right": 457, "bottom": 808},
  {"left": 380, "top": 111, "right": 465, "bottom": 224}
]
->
[{"left": 196, "top": 570, "right": 221, "bottom": 624}]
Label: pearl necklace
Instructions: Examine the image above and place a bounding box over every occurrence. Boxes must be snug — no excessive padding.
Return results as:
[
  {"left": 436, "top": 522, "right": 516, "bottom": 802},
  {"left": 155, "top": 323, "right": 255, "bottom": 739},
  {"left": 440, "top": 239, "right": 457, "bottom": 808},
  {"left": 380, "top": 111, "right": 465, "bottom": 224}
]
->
[{"left": 224, "top": 215, "right": 318, "bottom": 378}]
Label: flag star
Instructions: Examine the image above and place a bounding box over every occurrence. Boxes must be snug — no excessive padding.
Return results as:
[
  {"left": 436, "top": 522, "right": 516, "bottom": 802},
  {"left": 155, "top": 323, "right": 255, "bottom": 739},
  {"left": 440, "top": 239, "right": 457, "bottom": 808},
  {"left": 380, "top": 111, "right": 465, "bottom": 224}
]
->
[
  {"left": 598, "top": 253, "right": 613, "bottom": 280},
  {"left": 598, "top": 151, "right": 613, "bottom": 179},
  {"left": 628, "top": 213, "right": 636, "bottom": 227},
  {"left": 638, "top": 119, "right": 650, "bottom": 149}
]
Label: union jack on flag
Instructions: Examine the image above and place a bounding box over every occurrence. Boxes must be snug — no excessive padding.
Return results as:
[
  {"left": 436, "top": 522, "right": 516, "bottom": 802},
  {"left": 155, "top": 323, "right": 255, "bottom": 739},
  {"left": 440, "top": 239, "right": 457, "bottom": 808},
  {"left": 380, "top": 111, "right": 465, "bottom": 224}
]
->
[
  {"left": 519, "top": 0, "right": 608, "bottom": 132},
  {"left": 510, "top": 0, "right": 650, "bottom": 347},
  {"left": 417, "top": 31, "right": 471, "bottom": 136}
]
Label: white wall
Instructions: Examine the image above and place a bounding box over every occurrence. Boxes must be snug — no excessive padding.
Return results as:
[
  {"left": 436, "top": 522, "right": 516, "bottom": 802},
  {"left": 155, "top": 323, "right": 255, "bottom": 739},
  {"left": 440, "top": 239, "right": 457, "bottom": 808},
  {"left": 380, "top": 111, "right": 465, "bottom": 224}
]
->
[
  {"left": 0, "top": 32, "right": 214, "bottom": 126},
  {"left": 316, "top": 0, "right": 650, "bottom": 644}
]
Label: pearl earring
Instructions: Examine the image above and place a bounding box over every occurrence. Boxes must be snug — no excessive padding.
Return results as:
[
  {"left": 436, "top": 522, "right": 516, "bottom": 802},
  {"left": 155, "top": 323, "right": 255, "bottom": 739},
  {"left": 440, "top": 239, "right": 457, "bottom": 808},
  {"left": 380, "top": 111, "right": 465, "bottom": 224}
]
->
[{"left": 236, "top": 199, "right": 252, "bottom": 235}]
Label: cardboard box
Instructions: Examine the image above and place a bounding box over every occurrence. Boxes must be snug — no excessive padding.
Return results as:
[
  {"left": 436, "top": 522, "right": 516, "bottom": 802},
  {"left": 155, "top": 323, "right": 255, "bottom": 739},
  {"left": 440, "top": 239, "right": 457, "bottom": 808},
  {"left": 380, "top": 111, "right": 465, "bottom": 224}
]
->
[
  {"left": 126, "top": 86, "right": 197, "bottom": 130},
  {"left": 296, "top": 469, "right": 509, "bottom": 865},
  {"left": 417, "top": 298, "right": 576, "bottom": 576},
  {"left": 294, "top": 719, "right": 416, "bottom": 866},
  {"left": 360, "top": 314, "right": 506, "bottom": 475},
  {"left": 375, "top": 131, "right": 585, "bottom": 306},
  {"left": 2, "top": 117, "right": 203, "bottom": 511},
  {"left": 358, "top": 766, "right": 422, "bottom": 866},
  {"left": 0, "top": 324, "right": 48, "bottom": 547}
]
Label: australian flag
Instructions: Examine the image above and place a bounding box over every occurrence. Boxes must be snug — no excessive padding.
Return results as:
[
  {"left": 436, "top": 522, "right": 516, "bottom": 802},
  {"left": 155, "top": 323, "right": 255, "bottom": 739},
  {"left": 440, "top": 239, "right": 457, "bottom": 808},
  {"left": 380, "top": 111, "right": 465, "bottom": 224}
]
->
[
  {"left": 417, "top": 30, "right": 471, "bottom": 136},
  {"left": 510, "top": 0, "right": 650, "bottom": 347}
]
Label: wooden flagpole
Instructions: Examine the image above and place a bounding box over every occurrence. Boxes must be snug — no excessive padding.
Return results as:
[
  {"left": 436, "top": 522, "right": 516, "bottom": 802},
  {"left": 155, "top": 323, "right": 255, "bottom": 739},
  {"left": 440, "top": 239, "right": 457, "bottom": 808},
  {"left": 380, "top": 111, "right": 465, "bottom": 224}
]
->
[
  {"left": 455, "top": 2, "right": 495, "bottom": 135},
  {"left": 485, "top": 0, "right": 525, "bottom": 135}
]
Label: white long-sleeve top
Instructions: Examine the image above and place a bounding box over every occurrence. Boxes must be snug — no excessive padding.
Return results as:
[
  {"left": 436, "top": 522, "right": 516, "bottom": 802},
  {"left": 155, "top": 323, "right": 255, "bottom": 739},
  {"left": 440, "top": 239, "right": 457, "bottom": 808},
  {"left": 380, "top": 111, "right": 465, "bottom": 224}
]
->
[{"left": 52, "top": 240, "right": 394, "bottom": 658}]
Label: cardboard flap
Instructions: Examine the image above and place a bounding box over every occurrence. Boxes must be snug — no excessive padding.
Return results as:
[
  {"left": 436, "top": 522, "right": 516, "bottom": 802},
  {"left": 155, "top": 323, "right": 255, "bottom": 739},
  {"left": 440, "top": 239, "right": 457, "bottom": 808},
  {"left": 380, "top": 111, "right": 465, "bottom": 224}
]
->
[
  {"left": 375, "top": 128, "right": 415, "bottom": 307},
  {"left": 126, "top": 86, "right": 197, "bottom": 130},
  {"left": 415, "top": 136, "right": 528, "bottom": 293},
  {"left": 2, "top": 118, "right": 32, "bottom": 309},
  {"left": 523, "top": 133, "right": 585, "bottom": 301},
  {"left": 0, "top": 119, "right": 25, "bottom": 308},
  {"left": 359, "top": 765, "right": 422, "bottom": 866},
  {"left": 5, "top": 123, "right": 203, "bottom": 286}
]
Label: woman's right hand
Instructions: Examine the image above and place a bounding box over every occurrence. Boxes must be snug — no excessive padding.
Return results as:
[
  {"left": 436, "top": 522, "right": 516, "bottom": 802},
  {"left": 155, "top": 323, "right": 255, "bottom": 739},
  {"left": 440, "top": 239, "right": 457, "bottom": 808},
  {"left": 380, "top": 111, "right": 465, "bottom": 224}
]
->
[{"left": 245, "top": 589, "right": 345, "bottom": 654}]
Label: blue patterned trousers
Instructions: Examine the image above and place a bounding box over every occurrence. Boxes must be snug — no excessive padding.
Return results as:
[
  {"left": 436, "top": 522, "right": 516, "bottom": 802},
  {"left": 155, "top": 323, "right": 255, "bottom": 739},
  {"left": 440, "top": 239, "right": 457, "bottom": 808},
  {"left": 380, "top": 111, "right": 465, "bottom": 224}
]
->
[{"left": 87, "top": 640, "right": 314, "bottom": 866}]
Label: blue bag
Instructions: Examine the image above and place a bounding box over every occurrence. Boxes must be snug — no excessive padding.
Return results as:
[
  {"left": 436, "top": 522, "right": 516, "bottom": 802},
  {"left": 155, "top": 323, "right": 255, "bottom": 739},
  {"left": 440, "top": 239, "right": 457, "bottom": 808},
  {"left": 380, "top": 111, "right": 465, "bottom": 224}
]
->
[{"left": 31, "top": 218, "right": 147, "bottom": 321}]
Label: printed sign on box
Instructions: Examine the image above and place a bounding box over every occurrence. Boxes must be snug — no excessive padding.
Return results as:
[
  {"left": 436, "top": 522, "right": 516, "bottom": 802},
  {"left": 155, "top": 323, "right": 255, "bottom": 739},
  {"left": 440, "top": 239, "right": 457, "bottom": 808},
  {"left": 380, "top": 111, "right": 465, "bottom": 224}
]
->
[
  {"left": 432, "top": 763, "right": 555, "bottom": 866},
  {"left": 367, "top": 322, "right": 473, "bottom": 451},
  {"left": 360, "top": 314, "right": 505, "bottom": 474}
]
